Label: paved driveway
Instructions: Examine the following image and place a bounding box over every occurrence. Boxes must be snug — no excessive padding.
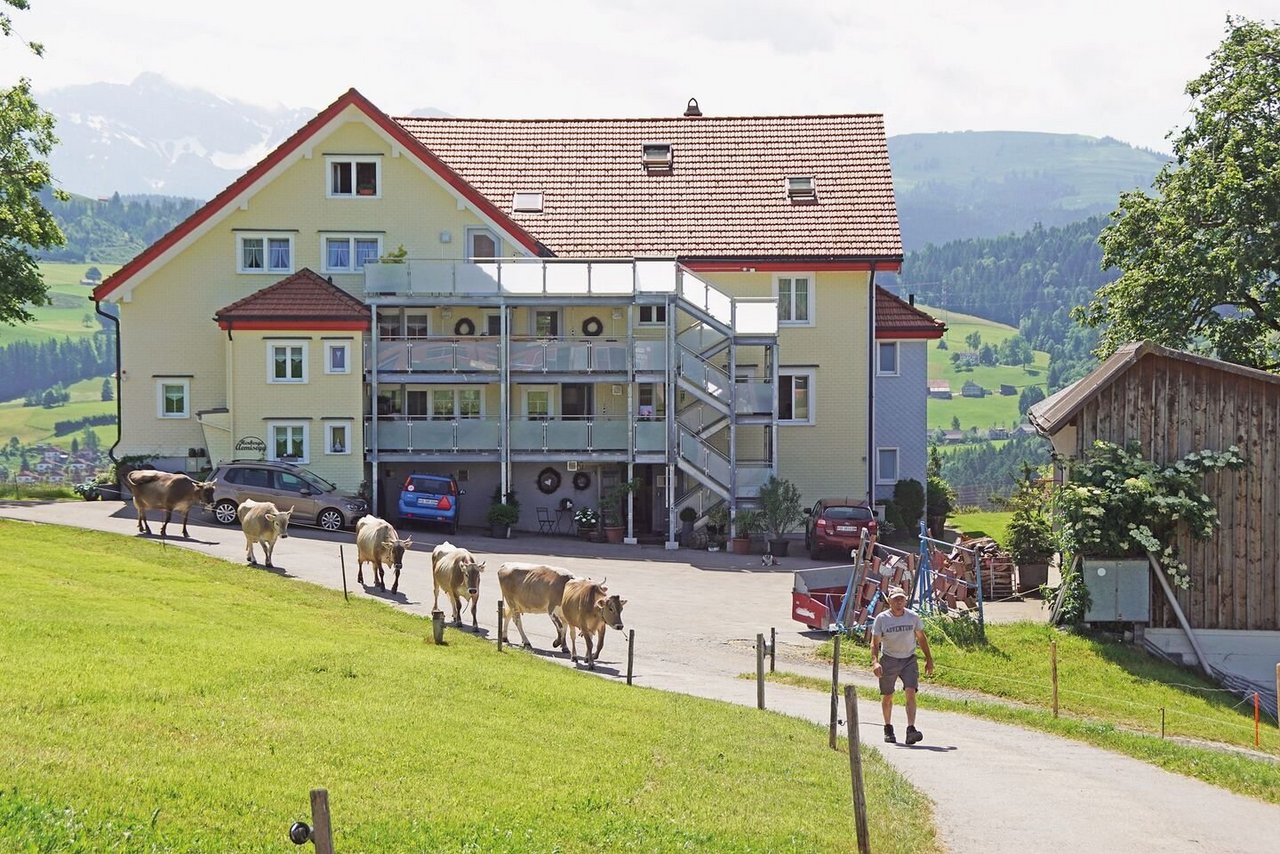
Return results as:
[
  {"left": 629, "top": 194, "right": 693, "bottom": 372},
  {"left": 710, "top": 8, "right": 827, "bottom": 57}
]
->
[{"left": 3, "top": 499, "right": 1276, "bottom": 853}]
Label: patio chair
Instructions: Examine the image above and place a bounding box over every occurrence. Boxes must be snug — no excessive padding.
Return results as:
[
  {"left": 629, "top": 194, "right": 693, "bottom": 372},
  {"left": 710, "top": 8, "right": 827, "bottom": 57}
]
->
[{"left": 536, "top": 506, "right": 555, "bottom": 534}]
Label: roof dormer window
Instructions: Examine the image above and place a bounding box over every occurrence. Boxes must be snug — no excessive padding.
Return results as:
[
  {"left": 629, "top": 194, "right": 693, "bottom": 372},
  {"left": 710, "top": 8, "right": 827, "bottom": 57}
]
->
[
  {"left": 642, "top": 142, "right": 673, "bottom": 171},
  {"left": 787, "top": 176, "right": 816, "bottom": 200},
  {"left": 512, "top": 191, "right": 544, "bottom": 213}
]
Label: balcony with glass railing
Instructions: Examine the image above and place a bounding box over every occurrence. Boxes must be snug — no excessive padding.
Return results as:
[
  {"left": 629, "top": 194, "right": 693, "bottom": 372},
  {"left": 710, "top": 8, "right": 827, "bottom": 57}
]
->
[
  {"left": 363, "top": 258, "right": 778, "bottom": 337},
  {"left": 367, "top": 416, "right": 669, "bottom": 457}
]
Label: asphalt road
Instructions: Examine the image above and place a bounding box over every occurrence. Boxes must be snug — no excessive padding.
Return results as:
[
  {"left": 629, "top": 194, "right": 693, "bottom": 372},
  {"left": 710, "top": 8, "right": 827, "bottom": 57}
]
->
[{"left": 4, "top": 500, "right": 1277, "bottom": 853}]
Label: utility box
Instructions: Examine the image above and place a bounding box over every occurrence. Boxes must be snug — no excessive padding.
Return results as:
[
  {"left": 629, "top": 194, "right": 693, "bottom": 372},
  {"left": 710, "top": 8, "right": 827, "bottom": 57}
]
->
[{"left": 1082, "top": 558, "right": 1150, "bottom": 622}]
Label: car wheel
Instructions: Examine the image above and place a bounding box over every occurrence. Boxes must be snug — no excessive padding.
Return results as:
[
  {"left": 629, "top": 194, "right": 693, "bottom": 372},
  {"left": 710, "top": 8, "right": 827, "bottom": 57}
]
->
[
  {"left": 213, "top": 499, "right": 239, "bottom": 526},
  {"left": 317, "top": 508, "right": 344, "bottom": 532}
]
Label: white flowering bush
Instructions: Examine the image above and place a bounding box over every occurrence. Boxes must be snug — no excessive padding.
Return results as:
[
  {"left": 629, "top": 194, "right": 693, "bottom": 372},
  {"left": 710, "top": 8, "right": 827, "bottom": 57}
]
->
[
  {"left": 573, "top": 506, "right": 599, "bottom": 528},
  {"left": 1058, "top": 441, "right": 1245, "bottom": 589}
]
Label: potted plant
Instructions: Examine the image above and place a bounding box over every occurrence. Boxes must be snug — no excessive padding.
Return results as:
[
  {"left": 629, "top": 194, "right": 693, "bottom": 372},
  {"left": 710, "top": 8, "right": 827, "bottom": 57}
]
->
[
  {"left": 679, "top": 506, "right": 697, "bottom": 544},
  {"left": 758, "top": 475, "right": 803, "bottom": 557},
  {"left": 600, "top": 479, "right": 638, "bottom": 544},
  {"left": 705, "top": 503, "right": 729, "bottom": 551},
  {"left": 573, "top": 506, "right": 599, "bottom": 538},
  {"left": 1003, "top": 464, "right": 1055, "bottom": 596},
  {"left": 731, "top": 509, "right": 762, "bottom": 555},
  {"left": 487, "top": 485, "right": 520, "bottom": 538}
]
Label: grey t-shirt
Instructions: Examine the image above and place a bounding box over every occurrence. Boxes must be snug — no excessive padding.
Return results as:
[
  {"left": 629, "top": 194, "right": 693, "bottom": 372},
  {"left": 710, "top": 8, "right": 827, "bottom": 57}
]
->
[{"left": 872, "top": 608, "right": 922, "bottom": 659}]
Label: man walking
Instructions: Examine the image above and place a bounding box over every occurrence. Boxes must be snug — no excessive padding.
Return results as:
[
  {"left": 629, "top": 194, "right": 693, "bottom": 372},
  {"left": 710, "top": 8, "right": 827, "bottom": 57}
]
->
[{"left": 870, "top": 586, "right": 934, "bottom": 744}]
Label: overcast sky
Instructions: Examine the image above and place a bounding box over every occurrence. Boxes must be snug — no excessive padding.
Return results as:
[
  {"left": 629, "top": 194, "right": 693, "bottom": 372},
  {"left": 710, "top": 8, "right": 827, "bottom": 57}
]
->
[{"left": 7, "top": 0, "right": 1277, "bottom": 152}]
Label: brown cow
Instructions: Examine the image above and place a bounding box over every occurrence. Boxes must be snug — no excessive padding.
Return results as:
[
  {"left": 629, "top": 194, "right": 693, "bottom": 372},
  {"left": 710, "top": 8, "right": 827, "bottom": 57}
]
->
[
  {"left": 355, "top": 515, "right": 412, "bottom": 593},
  {"left": 560, "top": 578, "right": 627, "bottom": 670},
  {"left": 126, "top": 470, "right": 216, "bottom": 538},
  {"left": 431, "top": 541, "right": 486, "bottom": 628},
  {"left": 497, "top": 562, "right": 575, "bottom": 650}
]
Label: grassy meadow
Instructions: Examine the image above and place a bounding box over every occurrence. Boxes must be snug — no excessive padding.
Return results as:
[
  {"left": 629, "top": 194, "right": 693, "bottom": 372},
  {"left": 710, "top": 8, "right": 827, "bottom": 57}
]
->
[
  {"left": 0, "top": 521, "right": 938, "bottom": 853},
  {"left": 919, "top": 304, "right": 1050, "bottom": 431},
  {"left": 947, "top": 510, "right": 1013, "bottom": 545},
  {"left": 783, "top": 621, "right": 1280, "bottom": 803},
  {"left": 0, "top": 376, "right": 117, "bottom": 451},
  {"left": 0, "top": 262, "right": 121, "bottom": 348}
]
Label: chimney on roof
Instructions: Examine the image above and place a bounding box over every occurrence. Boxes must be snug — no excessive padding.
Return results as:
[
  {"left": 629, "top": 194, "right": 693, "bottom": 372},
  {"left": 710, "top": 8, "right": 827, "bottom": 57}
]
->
[
  {"left": 683, "top": 97, "right": 702, "bottom": 117},
  {"left": 909, "top": 294, "right": 915, "bottom": 306}
]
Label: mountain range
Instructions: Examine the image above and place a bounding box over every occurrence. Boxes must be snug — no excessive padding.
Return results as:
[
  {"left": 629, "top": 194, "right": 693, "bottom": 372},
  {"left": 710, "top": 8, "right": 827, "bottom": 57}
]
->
[{"left": 38, "top": 74, "right": 1171, "bottom": 250}]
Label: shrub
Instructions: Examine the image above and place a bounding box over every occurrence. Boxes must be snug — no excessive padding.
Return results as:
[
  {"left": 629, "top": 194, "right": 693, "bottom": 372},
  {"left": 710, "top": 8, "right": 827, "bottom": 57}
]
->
[
  {"left": 757, "top": 476, "right": 803, "bottom": 541},
  {"left": 573, "top": 506, "right": 599, "bottom": 528}
]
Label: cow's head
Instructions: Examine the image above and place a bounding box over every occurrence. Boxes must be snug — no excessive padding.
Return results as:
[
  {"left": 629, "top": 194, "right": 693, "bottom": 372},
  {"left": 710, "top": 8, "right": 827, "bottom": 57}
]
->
[
  {"left": 269, "top": 508, "right": 293, "bottom": 539},
  {"left": 595, "top": 593, "right": 627, "bottom": 631},
  {"left": 194, "top": 480, "right": 217, "bottom": 506},
  {"left": 384, "top": 536, "right": 412, "bottom": 569},
  {"left": 462, "top": 557, "right": 486, "bottom": 596}
]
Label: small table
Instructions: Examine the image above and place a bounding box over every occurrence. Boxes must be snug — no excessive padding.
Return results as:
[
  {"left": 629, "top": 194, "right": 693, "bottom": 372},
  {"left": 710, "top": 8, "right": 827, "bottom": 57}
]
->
[{"left": 554, "top": 507, "right": 573, "bottom": 534}]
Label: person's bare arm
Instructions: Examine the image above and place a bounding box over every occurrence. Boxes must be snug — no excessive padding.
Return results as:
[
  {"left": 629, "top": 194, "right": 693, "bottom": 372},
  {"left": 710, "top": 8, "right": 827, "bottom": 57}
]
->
[
  {"left": 915, "top": 627, "right": 934, "bottom": 676},
  {"left": 870, "top": 632, "right": 883, "bottom": 676}
]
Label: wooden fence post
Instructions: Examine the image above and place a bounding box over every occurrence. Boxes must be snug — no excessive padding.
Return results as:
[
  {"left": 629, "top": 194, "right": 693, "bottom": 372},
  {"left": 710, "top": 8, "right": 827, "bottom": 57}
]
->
[
  {"left": 756, "top": 633, "right": 765, "bottom": 710},
  {"left": 829, "top": 634, "right": 841, "bottom": 749},
  {"left": 339, "top": 546, "right": 348, "bottom": 602},
  {"left": 843, "top": 686, "right": 871, "bottom": 854},
  {"left": 309, "top": 788, "right": 334, "bottom": 854},
  {"left": 769, "top": 626, "right": 776, "bottom": 673},
  {"left": 1051, "top": 639, "right": 1059, "bottom": 718},
  {"left": 627, "top": 629, "right": 635, "bottom": 685},
  {"left": 497, "top": 601, "right": 504, "bottom": 652}
]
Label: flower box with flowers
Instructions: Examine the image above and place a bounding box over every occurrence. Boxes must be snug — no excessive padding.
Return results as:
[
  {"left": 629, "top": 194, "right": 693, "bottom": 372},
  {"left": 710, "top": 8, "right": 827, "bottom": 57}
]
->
[{"left": 573, "top": 507, "right": 599, "bottom": 536}]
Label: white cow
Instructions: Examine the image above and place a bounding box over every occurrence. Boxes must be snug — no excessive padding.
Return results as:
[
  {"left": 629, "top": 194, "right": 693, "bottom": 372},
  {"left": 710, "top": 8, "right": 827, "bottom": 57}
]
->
[
  {"left": 355, "top": 515, "right": 412, "bottom": 593},
  {"left": 496, "top": 562, "right": 576, "bottom": 650},
  {"left": 431, "top": 541, "right": 486, "bottom": 628},
  {"left": 237, "top": 499, "right": 293, "bottom": 568}
]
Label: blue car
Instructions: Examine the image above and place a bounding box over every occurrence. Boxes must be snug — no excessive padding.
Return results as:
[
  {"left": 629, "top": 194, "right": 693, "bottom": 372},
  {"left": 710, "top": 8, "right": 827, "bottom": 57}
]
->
[{"left": 398, "top": 473, "right": 462, "bottom": 533}]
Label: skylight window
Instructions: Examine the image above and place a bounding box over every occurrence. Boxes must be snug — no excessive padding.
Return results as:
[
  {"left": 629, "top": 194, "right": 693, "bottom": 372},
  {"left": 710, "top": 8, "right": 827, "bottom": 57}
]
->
[
  {"left": 642, "top": 142, "right": 673, "bottom": 171},
  {"left": 513, "top": 191, "right": 544, "bottom": 213},
  {"left": 787, "top": 176, "right": 817, "bottom": 199}
]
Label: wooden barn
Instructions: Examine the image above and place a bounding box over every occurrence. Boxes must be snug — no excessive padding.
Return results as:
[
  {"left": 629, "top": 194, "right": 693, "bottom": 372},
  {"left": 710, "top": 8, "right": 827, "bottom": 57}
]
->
[{"left": 1029, "top": 342, "right": 1279, "bottom": 703}]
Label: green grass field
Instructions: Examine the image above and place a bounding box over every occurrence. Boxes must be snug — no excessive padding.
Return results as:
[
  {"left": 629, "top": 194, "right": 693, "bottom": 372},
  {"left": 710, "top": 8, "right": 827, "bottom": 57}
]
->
[
  {"left": 0, "top": 522, "right": 938, "bottom": 853},
  {"left": 920, "top": 305, "right": 1050, "bottom": 431},
  {"left": 792, "top": 621, "right": 1280, "bottom": 803},
  {"left": 0, "top": 376, "right": 117, "bottom": 452},
  {"left": 0, "top": 262, "right": 121, "bottom": 347},
  {"left": 947, "top": 510, "right": 1013, "bottom": 545}
]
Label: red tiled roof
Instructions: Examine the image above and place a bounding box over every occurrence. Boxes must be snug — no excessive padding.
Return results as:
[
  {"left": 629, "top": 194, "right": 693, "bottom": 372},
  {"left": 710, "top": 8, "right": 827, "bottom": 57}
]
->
[
  {"left": 93, "top": 89, "right": 542, "bottom": 301},
  {"left": 395, "top": 114, "right": 903, "bottom": 261},
  {"left": 215, "top": 269, "right": 369, "bottom": 330},
  {"left": 875, "top": 286, "right": 945, "bottom": 339}
]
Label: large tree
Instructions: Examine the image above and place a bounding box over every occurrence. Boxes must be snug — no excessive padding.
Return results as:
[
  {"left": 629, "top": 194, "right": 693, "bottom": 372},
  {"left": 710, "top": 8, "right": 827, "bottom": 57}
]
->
[
  {"left": 1077, "top": 17, "right": 1280, "bottom": 369},
  {"left": 1, "top": 0, "right": 64, "bottom": 324}
]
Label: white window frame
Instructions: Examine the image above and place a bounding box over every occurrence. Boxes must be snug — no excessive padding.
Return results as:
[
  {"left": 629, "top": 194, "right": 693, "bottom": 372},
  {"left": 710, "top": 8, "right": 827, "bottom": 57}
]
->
[
  {"left": 465, "top": 227, "right": 502, "bottom": 261},
  {"left": 268, "top": 421, "right": 309, "bottom": 464},
  {"left": 523, "top": 385, "right": 556, "bottom": 420},
  {"left": 267, "top": 341, "right": 309, "bottom": 384},
  {"left": 877, "top": 447, "right": 900, "bottom": 484},
  {"left": 778, "top": 369, "right": 815, "bottom": 425},
  {"left": 638, "top": 304, "right": 667, "bottom": 326},
  {"left": 326, "top": 156, "right": 381, "bottom": 199},
  {"left": 324, "top": 341, "right": 351, "bottom": 375},
  {"left": 325, "top": 421, "right": 352, "bottom": 456},
  {"left": 156, "top": 378, "right": 190, "bottom": 419},
  {"left": 775, "top": 274, "right": 814, "bottom": 327},
  {"left": 878, "top": 341, "right": 899, "bottom": 376},
  {"left": 237, "top": 233, "right": 294, "bottom": 274},
  {"left": 322, "top": 234, "right": 383, "bottom": 273},
  {"left": 426, "top": 387, "right": 487, "bottom": 420},
  {"left": 532, "top": 309, "right": 560, "bottom": 338}
]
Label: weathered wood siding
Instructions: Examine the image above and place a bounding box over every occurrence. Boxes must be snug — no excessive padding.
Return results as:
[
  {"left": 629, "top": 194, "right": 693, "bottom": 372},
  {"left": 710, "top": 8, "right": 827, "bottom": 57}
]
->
[{"left": 1071, "top": 352, "right": 1280, "bottom": 631}]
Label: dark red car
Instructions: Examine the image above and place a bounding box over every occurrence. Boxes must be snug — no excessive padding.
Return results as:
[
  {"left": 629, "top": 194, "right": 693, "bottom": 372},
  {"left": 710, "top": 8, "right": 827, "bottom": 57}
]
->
[{"left": 803, "top": 499, "right": 879, "bottom": 560}]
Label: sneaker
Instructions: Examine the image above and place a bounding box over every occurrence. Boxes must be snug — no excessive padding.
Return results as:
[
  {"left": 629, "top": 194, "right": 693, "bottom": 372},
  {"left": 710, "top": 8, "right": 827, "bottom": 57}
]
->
[
  {"left": 883, "top": 725, "right": 896, "bottom": 744},
  {"left": 905, "top": 726, "right": 923, "bottom": 745}
]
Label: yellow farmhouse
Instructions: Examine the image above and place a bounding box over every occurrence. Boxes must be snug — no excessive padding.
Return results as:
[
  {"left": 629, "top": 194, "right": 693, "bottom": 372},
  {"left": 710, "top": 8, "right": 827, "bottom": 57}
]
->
[{"left": 93, "top": 90, "right": 940, "bottom": 545}]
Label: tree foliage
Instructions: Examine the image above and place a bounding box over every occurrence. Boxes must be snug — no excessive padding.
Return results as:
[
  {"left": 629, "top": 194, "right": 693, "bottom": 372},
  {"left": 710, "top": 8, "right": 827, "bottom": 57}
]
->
[
  {"left": 1079, "top": 17, "right": 1280, "bottom": 369},
  {"left": 1, "top": 1, "right": 64, "bottom": 324}
]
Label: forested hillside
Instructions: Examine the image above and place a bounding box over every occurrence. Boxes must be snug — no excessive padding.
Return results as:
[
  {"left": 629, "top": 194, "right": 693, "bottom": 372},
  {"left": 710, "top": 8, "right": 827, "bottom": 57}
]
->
[
  {"left": 0, "top": 336, "right": 115, "bottom": 403},
  {"left": 37, "top": 190, "right": 202, "bottom": 264},
  {"left": 898, "top": 217, "right": 1114, "bottom": 390}
]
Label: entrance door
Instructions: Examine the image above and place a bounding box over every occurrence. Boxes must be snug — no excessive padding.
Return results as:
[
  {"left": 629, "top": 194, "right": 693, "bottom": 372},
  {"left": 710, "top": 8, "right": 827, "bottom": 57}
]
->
[
  {"left": 561, "top": 383, "right": 593, "bottom": 418},
  {"left": 634, "top": 465, "right": 654, "bottom": 534}
]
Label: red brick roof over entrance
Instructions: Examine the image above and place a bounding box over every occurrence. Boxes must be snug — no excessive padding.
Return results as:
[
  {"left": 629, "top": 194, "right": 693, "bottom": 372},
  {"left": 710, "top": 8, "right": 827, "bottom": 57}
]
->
[
  {"left": 214, "top": 269, "right": 368, "bottom": 330},
  {"left": 875, "top": 286, "right": 945, "bottom": 339},
  {"left": 396, "top": 113, "right": 902, "bottom": 262}
]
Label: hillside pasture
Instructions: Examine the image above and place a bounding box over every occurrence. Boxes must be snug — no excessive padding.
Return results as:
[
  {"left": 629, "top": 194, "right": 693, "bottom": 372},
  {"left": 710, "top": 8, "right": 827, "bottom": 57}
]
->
[
  {"left": 0, "top": 522, "right": 937, "bottom": 852},
  {"left": 0, "top": 263, "right": 121, "bottom": 347},
  {"left": 919, "top": 304, "right": 1050, "bottom": 431},
  {"left": 0, "top": 377, "right": 116, "bottom": 452}
]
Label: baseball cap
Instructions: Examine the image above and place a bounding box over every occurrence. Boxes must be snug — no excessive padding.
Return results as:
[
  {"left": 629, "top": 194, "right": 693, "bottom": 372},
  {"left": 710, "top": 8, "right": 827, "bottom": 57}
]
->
[{"left": 887, "top": 586, "right": 908, "bottom": 601}]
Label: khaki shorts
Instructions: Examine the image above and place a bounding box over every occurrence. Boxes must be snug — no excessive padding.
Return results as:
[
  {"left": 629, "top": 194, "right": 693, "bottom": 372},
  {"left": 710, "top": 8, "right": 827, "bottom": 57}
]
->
[{"left": 878, "top": 653, "right": 919, "bottom": 695}]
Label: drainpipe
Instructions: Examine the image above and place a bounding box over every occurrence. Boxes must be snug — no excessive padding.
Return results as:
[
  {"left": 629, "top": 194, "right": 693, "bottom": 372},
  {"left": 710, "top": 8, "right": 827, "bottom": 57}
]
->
[
  {"left": 867, "top": 263, "right": 878, "bottom": 506},
  {"left": 369, "top": 304, "right": 379, "bottom": 517},
  {"left": 93, "top": 297, "right": 122, "bottom": 466}
]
